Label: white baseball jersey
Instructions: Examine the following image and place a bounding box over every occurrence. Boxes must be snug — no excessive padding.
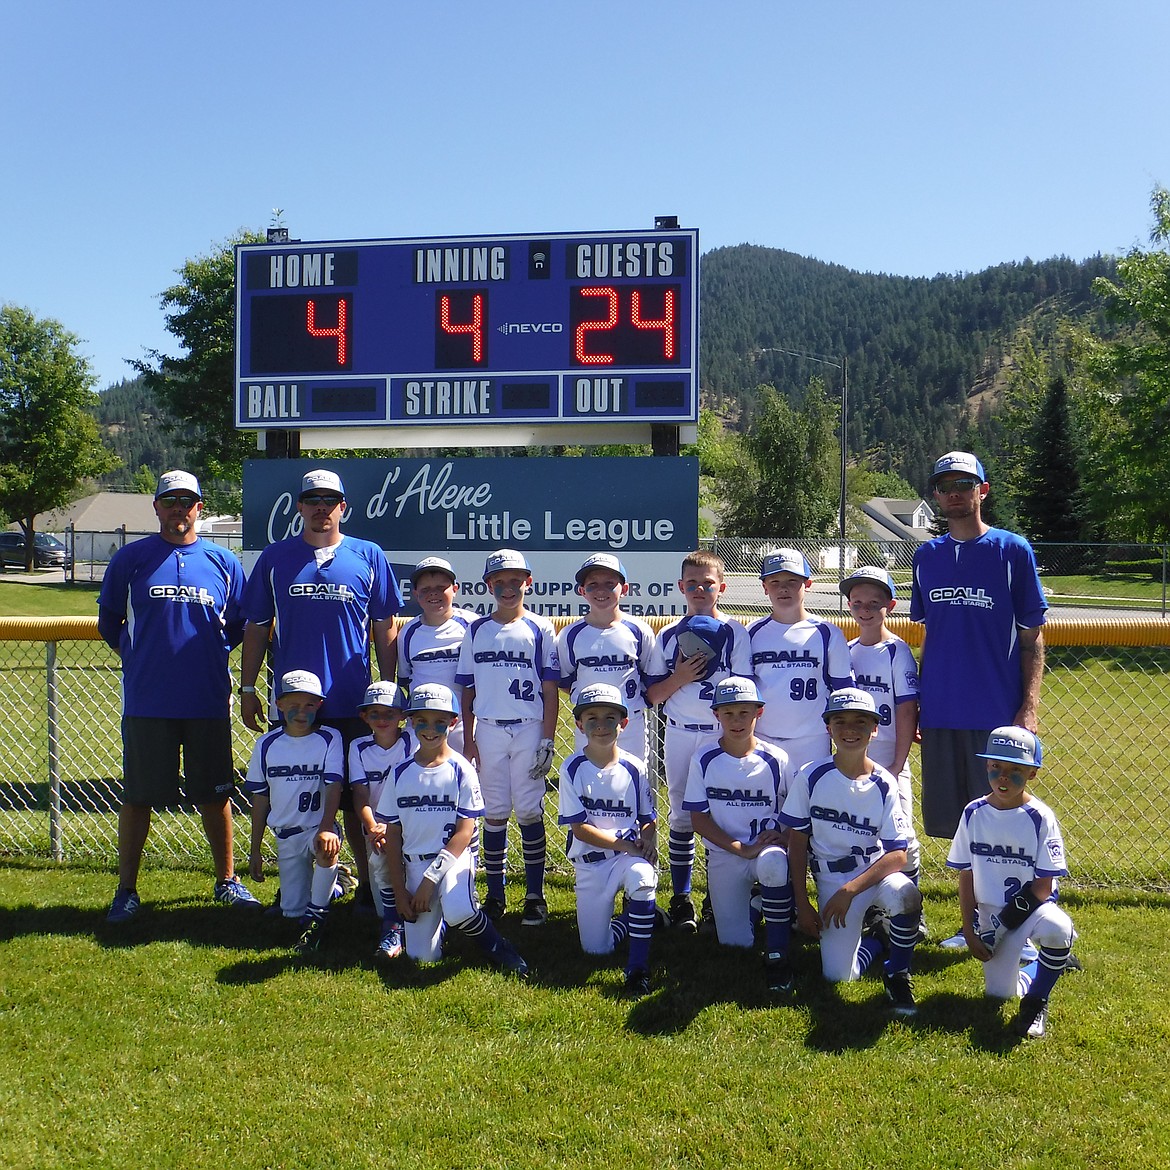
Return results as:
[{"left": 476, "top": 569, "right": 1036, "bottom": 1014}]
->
[
  {"left": 946, "top": 794, "right": 1068, "bottom": 908},
  {"left": 558, "top": 749, "right": 656, "bottom": 862},
  {"left": 748, "top": 617, "right": 854, "bottom": 741},
  {"left": 397, "top": 609, "right": 477, "bottom": 690},
  {"left": 681, "top": 739, "right": 793, "bottom": 842},
  {"left": 347, "top": 730, "right": 414, "bottom": 813},
  {"left": 558, "top": 615, "right": 664, "bottom": 717},
  {"left": 455, "top": 612, "right": 560, "bottom": 722},
  {"left": 244, "top": 726, "right": 344, "bottom": 835},
  {"left": 847, "top": 634, "right": 919, "bottom": 766},
  {"left": 377, "top": 752, "right": 484, "bottom": 859},
  {"left": 658, "top": 615, "right": 752, "bottom": 727},
  {"left": 780, "top": 757, "right": 911, "bottom": 873}
]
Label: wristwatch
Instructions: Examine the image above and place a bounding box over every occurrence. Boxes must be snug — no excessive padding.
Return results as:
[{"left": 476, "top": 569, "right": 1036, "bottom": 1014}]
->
[{"left": 238, "top": 685, "right": 257, "bottom": 695}]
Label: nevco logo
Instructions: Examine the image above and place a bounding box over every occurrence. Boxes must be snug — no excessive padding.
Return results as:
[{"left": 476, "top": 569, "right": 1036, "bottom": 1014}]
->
[
  {"left": 928, "top": 586, "right": 993, "bottom": 609},
  {"left": 496, "top": 321, "right": 564, "bottom": 335}
]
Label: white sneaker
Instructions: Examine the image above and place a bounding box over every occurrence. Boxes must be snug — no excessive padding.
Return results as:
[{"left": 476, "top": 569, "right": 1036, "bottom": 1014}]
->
[{"left": 939, "top": 930, "right": 968, "bottom": 950}]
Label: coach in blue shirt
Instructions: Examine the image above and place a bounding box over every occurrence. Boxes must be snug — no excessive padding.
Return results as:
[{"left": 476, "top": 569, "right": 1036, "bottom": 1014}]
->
[
  {"left": 98, "top": 471, "right": 260, "bottom": 923},
  {"left": 239, "top": 468, "right": 403, "bottom": 904},
  {"left": 910, "top": 451, "right": 1048, "bottom": 847}
]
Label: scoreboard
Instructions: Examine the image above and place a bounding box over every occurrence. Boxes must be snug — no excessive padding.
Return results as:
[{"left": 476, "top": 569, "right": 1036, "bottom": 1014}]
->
[{"left": 234, "top": 228, "right": 698, "bottom": 431}]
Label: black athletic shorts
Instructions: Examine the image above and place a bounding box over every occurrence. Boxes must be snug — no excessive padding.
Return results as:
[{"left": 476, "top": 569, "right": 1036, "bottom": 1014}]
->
[{"left": 121, "top": 716, "right": 235, "bottom": 807}]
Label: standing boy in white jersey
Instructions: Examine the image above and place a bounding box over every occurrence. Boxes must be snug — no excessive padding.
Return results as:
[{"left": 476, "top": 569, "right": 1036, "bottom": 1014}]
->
[
  {"left": 246, "top": 670, "right": 343, "bottom": 955},
  {"left": 646, "top": 550, "right": 752, "bottom": 930},
  {"left": 684, "top": 677, "right": 797, "bottom": 995},
  {"left": 840, "top": 567, "right": 923, "bottom": 901},
  {"left": 780, "top": 688, "right": 923, "bottom": 1015},
  {"left": 748, "top": 549, "right": 854, "bottom": 772},
  {"left": 558, "top": 682, "right": 659, "bottom": 996},
  {"left": 558, "top": 553, "right": 663, "bottom": 763},
  {"left": 946, "top": 727, "right": 1075, "bottom": 1039},
  {"left": 456, "top": 549, "right": 560, "bottom": 927},
  {"left": 397, "top": 557, "right": 476, "bottom": 754},
  {"left": 349, "top": 681, "right": 413, "bottom": 964},
  {"left": 378, "top": 683, "right": 527, "bottom": 977}
]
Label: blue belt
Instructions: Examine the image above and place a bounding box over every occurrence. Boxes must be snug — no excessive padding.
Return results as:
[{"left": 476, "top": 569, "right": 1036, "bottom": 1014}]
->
[
  {"left": 579, "top": 850, "right": 612, "bottom": 864},
  {"left": 275, "top": 826, "right": 305, "bottom": 840},
  {"left": 810, "top": 855, "right": 860, "bottom": 875},
  {"left": 484, "top": 718, "right": 524, "bottom": 726},
  {"left": 404, "top": 851, "right": 439, "bottom": 863},
  {"left": 669, "top": 719, "right": 716, "bottom": 732}
]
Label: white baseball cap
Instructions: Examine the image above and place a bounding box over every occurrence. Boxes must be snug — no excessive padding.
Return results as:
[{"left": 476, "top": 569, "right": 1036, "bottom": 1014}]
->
[
  {"left": 711, "top": 676, "right": 763, "bottom": 709},
  {"left": 760, "top": 548, "right": 813, "bottom": 580},
  {"left": 406, "top": 682, "right": 459, "bottom": 715},
  {"left": 575, "top": 553, "right": 628, "bottom": 585},
  {"left": 822, "top": 687, "right": 878, "bottom": 721},
  {"left": 839, "top": 566, "right": 896, "bottom": 601},
  {"left": 279, "top": 669, "right": 325, "bottom": 699},
  {"left": 483, "top": 548, "right": 531, "bottom": 579},
  {"left": 299, "top": 469, "right": 345, "bottom": 498},
  {"left": 928, "top": 451, "right": 987, "bottom": 489},
  {"left": 410, "top": 556, "right": 457, "bottom": 586},
  {"left": 573, "top": 682, "right": 629, "bottom": 718},
  {"left": 155, "top": 470, "right": 202, "bottom": 500},
  {"left": 978, "top": 726, "right": 1043, "bottom": 769},
  {"left": 358, "top": 681, "right": 407, "bottom": 710}
]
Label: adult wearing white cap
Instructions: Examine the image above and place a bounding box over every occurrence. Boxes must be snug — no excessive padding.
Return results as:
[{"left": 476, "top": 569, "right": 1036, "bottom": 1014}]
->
[
  {"left": 239, "top": 468, "right": 404, "bottom": 904},
  {"left": 98, "top": 471, "right": 259, "bottom": 921},
  {"left": 910, "top": 452, "right": 1047, "bottom": 850}
]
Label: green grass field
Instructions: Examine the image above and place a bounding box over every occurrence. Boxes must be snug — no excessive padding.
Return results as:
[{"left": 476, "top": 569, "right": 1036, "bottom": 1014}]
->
[{"left": 2, "top": 863, "right": 1168, "bottom": 1170}]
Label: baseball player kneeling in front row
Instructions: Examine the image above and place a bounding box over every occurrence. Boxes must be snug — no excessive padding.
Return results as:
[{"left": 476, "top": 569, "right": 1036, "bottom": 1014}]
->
[
  {"left": 557, "top": 683, "right": 659, "bottom": 997},
  {"left": 946, "top": 726, "right": 1076, "bottom": 1040},
  {"left": 780, "top": 688, "right": 923, "bottom": 1015},
  {"left": 685, "top": 676, "right": 797, "bottom": 995},
  {"left": 378, "top": 683, "right": 528, "bottom": 978}
]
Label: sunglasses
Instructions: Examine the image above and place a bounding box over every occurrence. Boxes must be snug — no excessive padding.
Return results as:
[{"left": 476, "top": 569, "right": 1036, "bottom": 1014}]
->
[
  {"left": 157, "top": 495, "right": 200, "bottom": 508},
  {"left": 933, "top": 477, "right": 982, "bottom": 494},
  {"left": 301, "top": 494, "right": 344, "bottom": 507}
]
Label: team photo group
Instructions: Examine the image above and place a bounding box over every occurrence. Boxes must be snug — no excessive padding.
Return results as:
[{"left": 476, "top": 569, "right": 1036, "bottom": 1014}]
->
[{"left": 97, "top": 449, "right": 1075, "bottom": 1041}]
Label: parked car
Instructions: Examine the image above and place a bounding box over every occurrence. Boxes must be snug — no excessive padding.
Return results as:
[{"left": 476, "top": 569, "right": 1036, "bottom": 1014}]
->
[{"left": 0, "top": 531, "right": 70, "bottom": 571}]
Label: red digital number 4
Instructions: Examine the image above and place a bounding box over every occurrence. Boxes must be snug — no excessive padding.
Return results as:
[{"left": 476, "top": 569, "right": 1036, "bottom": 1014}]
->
[
  {"left": 631, "top": 287, "right": 676, "bottom": 359},
  {"left": 439, "top": 293, "right": 485, "bottom": 363},
  {"left": 305, "top": 298, "right": 348, "bottom": 366},
  {"left": 574, "top": 286, "right": 676, "bottom": 365}
]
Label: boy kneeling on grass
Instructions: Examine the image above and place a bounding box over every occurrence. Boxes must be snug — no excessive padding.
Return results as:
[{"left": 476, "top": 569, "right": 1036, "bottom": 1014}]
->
[
  {"left": 246, "top": 670, "right": 343, "bottom": 956},
  {"left": 946, "top": 726, "right": 1076, "bottom": 1040},
  {"left": 557, "top": 682, "right": 659, "bottom": 997},
  {"left": 780, "top": 688, "right": 923, "bottom": 1016},
  {"left": 379, "top": 683, "right": 528, "bottom": 978}
]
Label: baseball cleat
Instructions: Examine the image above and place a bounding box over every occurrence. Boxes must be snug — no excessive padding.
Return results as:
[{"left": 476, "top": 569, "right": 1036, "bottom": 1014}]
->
[
  {"left": 294, "top": 917, "right": 325, "bottom": 955},
  {"left": 1065, "top": 953, "right": 1084, "bottom": 973},
  {"left": 624, "top": 967, "right": 652, "bottom": 997},
  {"left": 490, "top": 937, "right": 529, "bottom": 979},
  {"left": 883, "top": 970, "right": 917, "bottom": 1016},
  {"left": 375, "top": 924, "right": 404, "bottom": 962},
  {"left": 520, "top": 896, "right": 548, "bottom": 927},
  {"left": 698, "top": 894, "right": 716, "bottom": 936},
  {"left": 652, "top": 904, "right": 672, "bottom": 932},
  {"left": 1012, "top": 993, "right": 1048, "bottom": 1039},
  {"left": 764, "top": 954, "right": 795, "bottom": 996},
  {"left": 482, "top": 896, "right": 506, "bottom": 921},
  {"left": 213, "top": 877, "right": 261, "bottom": 908},
  {"left": 939, "top": 930, "right": 968, "bottom": 950},
  {"left": 670, "top": 894, "right": 698, "bottom": 932},
  {"left": 106, "top": 887, "right": 140, "bottom": 923}
]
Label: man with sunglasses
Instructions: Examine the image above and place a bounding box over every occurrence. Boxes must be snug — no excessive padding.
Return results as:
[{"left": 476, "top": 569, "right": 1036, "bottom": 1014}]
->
[
  {"left": 99, "top": 470, "right": 259, "bottom": 922},
  {"left": 910, "top": 452, "right": 1048, "bottom": 867},
  {"left": 239, "top": 469, "right": 403, "bottom": 907}
]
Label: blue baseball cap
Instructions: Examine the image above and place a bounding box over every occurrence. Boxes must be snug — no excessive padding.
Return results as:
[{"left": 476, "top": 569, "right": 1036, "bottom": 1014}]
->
[
  {"left": 358, "top": 681, "right": 408, "bottom": 710},
  {"left": 839, "top": 566, "right": 896, "bottom": 601},
  {"left": 711, "top": 676, "right": 763, "bottom": 709},
  {"left": 483, "top": 549, "right": 532, "bottom": 579},
  {"left": 822, "top": 687, "right": 879, "bottom": 722},
  {"left": 978, "top": 726, "right": 1043, "bottom": 769},
  {"left": 928, "top": 451, "right": 987, "bottom": 489},
  {"left": 575, "top": 553, "right": 628, "bottom": 585},
  {"left": 406, "top": 683, "right": 459, "bottom": 715},
  {"left": 761, "top": 548, "right": 813, "bottom": 580}
]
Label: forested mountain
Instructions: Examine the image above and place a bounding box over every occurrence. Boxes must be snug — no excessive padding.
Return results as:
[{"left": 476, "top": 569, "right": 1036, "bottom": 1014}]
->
[
  {"left": 87, "top": 249, "right": 1119, "bottom": 498},
  {"left": 91, "top": 376, "right": 185, "bottom": 489},
  {"left": 699, "top": 246, "right": 1117, "bottom": 489}
]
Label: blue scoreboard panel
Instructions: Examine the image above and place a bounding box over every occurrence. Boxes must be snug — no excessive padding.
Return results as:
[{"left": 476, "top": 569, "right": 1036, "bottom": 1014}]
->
[{"left": 234, "top": 228, "right": 698, "bottom": 430}]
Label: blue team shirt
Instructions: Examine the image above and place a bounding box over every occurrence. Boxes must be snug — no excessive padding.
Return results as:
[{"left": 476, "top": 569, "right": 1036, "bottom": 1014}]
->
[
  {"left": 910, "top": 527, "right": 1047, "bottom": 730},
  {"left": 243, "top": 534, "right": 403, "bottom": 719},
  {"left": 98, "top": 534, "right": 246, "bottom": 719}
]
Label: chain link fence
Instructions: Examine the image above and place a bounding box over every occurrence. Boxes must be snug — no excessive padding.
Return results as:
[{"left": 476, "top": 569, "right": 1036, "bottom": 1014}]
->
[{"left": 3, "top": 612, "right": 1168, "bottom": 891}]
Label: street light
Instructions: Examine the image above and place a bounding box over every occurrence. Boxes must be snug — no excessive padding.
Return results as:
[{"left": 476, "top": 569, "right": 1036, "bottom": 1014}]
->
[{"left": 755, "top": 348, "right": 849, "bottom": 580}]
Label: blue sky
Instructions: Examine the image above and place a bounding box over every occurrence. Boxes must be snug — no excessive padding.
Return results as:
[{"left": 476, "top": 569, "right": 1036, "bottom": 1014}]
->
[{"left": 4, "top": 1, "right": 1167, "bottom": 390}]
